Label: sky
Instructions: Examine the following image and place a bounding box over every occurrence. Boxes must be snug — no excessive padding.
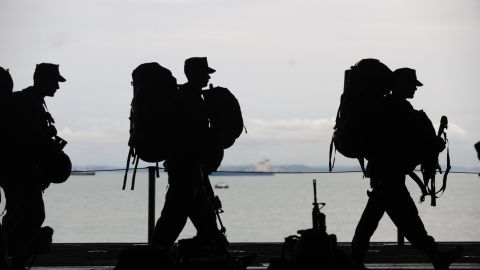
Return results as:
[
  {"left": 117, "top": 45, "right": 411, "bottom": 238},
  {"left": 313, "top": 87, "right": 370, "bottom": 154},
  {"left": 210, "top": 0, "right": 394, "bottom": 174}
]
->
[{"left": 0, "top": 0, "right": 479, "bottom": 168}]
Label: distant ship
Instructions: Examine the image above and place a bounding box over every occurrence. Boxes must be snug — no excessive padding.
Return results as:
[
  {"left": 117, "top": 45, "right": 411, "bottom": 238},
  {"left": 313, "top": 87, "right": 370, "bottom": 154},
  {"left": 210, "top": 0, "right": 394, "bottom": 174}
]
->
[
  {"left": 255, "top": 158, "right": 273, "bottom": 173},
  {"left": 211, "top": 158, "right": 275, "bottom": 176}
]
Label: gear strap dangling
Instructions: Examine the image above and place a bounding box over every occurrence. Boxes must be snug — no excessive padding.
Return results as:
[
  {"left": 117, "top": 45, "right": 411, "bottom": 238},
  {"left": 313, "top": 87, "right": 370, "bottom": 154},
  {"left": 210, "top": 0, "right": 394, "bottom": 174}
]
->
[
  {"left": 436, "top": 132, "right": 450, "bottom": 197},
  {"left": 123, "top": 147, "right": 133, "bottom": 190}
]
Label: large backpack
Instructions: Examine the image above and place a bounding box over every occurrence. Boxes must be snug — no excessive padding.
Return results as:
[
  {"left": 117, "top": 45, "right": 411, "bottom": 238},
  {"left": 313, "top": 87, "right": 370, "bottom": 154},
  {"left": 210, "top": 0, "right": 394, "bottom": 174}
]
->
[
  {"left": 123, "top": 62, "right": 178, "bottom": 189},
  {"left": 202, "top": 84, "right": 245, "bottom": 150},
  {"left": 329, "top": 59, "right": 392, "bottom": 172}
]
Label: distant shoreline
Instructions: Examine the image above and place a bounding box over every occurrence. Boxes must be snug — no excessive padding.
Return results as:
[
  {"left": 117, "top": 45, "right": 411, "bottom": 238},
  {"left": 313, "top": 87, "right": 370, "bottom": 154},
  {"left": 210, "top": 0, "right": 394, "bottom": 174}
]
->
[
  {"left": 73, "top": 164, "right": 480, "bottom": 174},
  {"left": 71, "top": 171, "right": 96, "bottom": 176}
]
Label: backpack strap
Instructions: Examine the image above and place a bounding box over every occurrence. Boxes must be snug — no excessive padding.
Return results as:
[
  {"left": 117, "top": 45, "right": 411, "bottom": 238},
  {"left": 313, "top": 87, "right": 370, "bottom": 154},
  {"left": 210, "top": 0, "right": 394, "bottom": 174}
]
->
[
  {"left": 435, "top": 131, "right": 450, "bottom": 196},
  {"left": 329, "top": 106, "right": 341, "bottom": 172},
  {"left": 131, "top": 155, "right": 139, "bottom": 190},
  {"left": 122, "top": 147, "right": 133, "bottom": 190},
  {"left": 408, "top": 171, "right": 428, "bottom": 202},
  {"left": 430, "top": 115, "right": 450, "bottom": 200},
  {"left": 329, "top": 136, "right": 336, "bottom": 172},
  {"left": 358, "top": 158, "right": 367, "bottom": 178},
  {"left": 42, "top": 100, "right": 54, "bottom": 125}
]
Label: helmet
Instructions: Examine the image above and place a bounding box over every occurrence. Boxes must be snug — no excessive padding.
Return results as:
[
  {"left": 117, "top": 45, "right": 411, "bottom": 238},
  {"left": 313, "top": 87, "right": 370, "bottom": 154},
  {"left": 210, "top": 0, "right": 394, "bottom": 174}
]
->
[{"left": 44, "top": 151, "right": 72, "bottom": 184}]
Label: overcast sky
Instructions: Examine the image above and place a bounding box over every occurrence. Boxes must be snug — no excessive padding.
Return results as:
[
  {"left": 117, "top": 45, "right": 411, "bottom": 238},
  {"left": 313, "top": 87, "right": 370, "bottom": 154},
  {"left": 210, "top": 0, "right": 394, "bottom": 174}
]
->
[{"left": 1, "top": 0, "right": 479, "bottom": 168}]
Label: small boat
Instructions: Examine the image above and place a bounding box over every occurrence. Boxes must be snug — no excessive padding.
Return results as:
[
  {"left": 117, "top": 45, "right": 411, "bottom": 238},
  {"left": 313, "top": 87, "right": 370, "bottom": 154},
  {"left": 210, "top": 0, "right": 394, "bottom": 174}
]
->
[{"left": 214, "top": 182, "right": 229, "bottom": 189}]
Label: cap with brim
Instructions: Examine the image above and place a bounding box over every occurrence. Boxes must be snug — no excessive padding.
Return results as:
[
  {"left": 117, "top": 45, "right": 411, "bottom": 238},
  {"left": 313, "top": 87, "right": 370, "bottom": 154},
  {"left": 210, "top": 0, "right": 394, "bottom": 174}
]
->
[
  {"left": 185, "top": 57, "right": 215, "bottom": 75},
  {"left": 206, "top": 66, "right": 216, "bottom": 74},
  {"left": 58, "top": 74, "right": 66, "bottom": 82},
  {"left": 394, "top": 67, "right": 422, "bottom": 87},
  {"left": 35, "top": 63, "right": 66, "bottom": 82}
]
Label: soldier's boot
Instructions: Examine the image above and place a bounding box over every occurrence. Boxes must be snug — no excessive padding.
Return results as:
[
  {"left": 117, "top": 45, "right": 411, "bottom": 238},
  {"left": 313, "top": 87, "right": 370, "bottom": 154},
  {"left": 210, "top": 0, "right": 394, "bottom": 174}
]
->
[
  {"left": 31, "top": 226, "right": 54, "bottom": 255},
  {"left": 431, "top": 245, "right": 464, "bottom": 270},
  {"left": 351, "top": 238, "right": 369, "bottom": 270}
]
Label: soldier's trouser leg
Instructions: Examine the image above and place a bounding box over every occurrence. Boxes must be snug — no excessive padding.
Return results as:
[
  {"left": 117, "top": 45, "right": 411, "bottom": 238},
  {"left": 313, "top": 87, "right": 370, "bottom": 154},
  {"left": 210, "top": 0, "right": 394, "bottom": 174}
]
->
[
  {"left": 189, "top": 175, "right": 226, "bottom": 247},
  {"left": 153, "top": 162, "right": 218, "bottom": 246},
  {"left": 385, "top": 186, "right": 438, "bottom": 257},
  {"left": 351, "top": 192, "right": 386, "bottom": 264},
  {"left": 152, "top": 185, "right": 189, "bottom": 246},
  {"left": 4, "top": 185, "right": 45, "bottom": 265},
  {"left": 0, "top": 223, "right": 8, "bottom": 269},
  {"left": 152, "top": 170, "right": 195, "bottom": 246}
]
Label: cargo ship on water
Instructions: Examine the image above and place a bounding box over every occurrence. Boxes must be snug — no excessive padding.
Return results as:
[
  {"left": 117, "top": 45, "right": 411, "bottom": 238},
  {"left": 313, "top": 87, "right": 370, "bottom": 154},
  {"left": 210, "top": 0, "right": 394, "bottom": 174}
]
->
[{"left": 212, "top": 158, "right": 275, "bottom": 176}]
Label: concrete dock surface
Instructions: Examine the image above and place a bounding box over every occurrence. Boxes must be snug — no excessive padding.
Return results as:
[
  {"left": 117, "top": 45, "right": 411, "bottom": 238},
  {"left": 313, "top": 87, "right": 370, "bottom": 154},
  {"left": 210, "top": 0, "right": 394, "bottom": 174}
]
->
[{"left": 25, "top": 242, "right": 480, "bottom": 270}]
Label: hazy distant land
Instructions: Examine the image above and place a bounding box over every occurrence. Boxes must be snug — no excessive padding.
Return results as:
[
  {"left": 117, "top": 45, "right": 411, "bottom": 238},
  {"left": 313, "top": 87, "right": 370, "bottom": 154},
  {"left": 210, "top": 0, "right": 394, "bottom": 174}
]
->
[{"left": 72, "top": 164, "right": 480, "bottom": 173}]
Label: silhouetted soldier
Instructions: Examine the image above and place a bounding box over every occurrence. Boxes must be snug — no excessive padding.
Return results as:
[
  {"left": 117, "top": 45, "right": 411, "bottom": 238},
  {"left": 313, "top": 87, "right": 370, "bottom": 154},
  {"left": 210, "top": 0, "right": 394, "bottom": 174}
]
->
[
  {"left": 0, "top": 66, "right": 14, "bottom": 269},
  {"left": 4, "top": 63, "right": 63, "bottom": 270},
  {"left": 351, "top": 68, "right": 463, "bottom": 270},
  {"left": 152, "top": 57, "right": 229, "bottom": 257}
]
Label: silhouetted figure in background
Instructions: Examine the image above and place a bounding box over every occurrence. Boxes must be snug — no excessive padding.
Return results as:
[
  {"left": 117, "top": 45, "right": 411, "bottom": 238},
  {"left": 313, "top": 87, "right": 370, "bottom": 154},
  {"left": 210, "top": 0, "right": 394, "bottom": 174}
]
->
[
  {"left": 351, "top": 68, "right": 463, "bottom": 270},
  {"left": 0, "top": 66, "right": 14, "bottom": 269},
  {"left": 152, "top": 57, "right": 229, "bottom": 257},
  {"left": 3, "top": 63, "right": 64, "bottom": 270}
]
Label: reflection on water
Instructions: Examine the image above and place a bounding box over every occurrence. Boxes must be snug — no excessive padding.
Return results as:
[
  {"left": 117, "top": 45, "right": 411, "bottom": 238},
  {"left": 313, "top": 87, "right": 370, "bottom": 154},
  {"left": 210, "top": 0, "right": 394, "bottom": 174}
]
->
[{"left": 35, "top": 172, "right": 480, "bottom": 243}]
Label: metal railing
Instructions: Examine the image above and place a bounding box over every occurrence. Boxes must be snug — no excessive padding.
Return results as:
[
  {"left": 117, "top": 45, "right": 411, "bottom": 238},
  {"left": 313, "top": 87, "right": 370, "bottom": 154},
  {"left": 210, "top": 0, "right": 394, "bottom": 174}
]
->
[{"left": 80, "top": 166, "right": 479, "bottom": 245}]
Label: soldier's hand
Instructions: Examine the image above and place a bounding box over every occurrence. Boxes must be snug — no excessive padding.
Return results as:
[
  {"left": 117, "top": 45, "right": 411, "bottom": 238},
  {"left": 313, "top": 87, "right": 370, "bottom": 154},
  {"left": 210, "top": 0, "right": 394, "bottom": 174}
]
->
[{"left": 212, "top": 196, "right": 223, "bottom": 211}]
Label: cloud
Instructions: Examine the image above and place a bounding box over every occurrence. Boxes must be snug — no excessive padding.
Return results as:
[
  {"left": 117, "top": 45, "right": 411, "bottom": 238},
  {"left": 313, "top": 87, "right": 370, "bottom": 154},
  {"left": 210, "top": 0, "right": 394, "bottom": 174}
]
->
[
  {"left": 58, "top": 117, "right": 336, "bottom": 146},
  {"left": 242, "top": 118, "right": 335, "bottom": 142},
  {"left": 54, "top": 117, "right": 477, "bottom": 167},
  {"left": 239, "top": 118, "right": 469, "bottom": 149},
  {"left": 446, "top": 122, "right": 467, "bottom": 136},
  {"left": 433, "top": 122, "right": 467, "bottom": 137},
  {"left": 57, "top": 119, "right": 129, "bottom": 145}
]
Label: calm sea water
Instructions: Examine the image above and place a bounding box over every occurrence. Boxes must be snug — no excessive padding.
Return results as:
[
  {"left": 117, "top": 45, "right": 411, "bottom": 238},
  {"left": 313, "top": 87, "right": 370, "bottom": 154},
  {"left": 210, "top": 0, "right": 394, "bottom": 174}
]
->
[{"left": 2, "top": 171, "right": 479, "bottom": 243}]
